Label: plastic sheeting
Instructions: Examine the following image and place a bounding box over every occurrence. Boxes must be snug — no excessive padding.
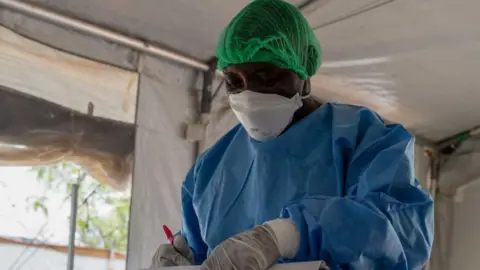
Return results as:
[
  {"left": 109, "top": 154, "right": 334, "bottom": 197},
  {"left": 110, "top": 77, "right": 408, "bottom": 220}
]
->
[
  {"left": 0, "top": 8, "right": 138, "bottom": 71},
  {"left": 0, "top": 25, "right": 139, "bottom": 123},
  {"left": 0, "top": 25, "right": 137, "bottom": 190},
  {"left": 0, "top": 86, "right": 135, "bottom": 190}
]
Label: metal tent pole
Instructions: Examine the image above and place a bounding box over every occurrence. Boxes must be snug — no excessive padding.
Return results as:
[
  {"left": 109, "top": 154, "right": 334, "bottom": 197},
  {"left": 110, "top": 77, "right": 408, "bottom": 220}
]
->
[
  {"left": 436, "top": 126, "right": 480, "bottom": 152},
  {"left": 66, "top": 104, "right": 93, "bottom": 270},
  {"left": 66, "top": 182, "right": 79, "bottom": 270},
  {"left": 425, "top": 150, "right": 440, "bottom": 201},
  {"left": 423, "top": 149, "right": 440, "bottom": 270},
  {"left": 0, "top": 0, "right": 209, "bottom": 72}
]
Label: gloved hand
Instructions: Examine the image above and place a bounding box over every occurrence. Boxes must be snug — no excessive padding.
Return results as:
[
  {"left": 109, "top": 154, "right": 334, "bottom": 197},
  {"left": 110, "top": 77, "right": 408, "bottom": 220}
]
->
[
  {"left": 201, "top": 219, "right": 300, "bottom": 270},
  {"left": 150, "top": 234, "right": 193, "bottom": 268}
]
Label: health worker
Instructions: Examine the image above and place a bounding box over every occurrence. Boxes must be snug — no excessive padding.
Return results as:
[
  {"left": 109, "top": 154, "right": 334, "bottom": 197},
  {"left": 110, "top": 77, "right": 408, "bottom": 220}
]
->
[{"left": 151, "top": 0, "right": 434, "bottom": 269}]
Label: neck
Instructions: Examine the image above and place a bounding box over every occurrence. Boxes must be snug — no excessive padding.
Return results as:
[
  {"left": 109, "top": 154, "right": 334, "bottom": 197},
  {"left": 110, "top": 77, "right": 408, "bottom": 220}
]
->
[{"left": 291, "top": 97, "right": 321, "bottom": 125}]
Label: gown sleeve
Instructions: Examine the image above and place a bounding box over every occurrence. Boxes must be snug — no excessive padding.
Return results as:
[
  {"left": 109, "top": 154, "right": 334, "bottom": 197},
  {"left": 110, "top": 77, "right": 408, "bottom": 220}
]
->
[
  {"left": 281, "top": 106, "right": 434, "bottom": 269},
  {"left": 180, "top": 162, "right": 209, "bottom": 265}
]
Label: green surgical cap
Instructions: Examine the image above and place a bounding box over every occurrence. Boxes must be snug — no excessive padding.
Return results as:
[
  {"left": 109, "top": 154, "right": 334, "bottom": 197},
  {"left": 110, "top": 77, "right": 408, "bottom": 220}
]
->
[{"left": 216, "top": 0, "right": 322, "bottom": 79}]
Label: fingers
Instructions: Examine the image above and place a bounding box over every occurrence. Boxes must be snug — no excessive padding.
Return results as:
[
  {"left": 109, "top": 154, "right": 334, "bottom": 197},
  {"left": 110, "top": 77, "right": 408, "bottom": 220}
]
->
[
  {"left": 151, "top": 244, "right": 172, "bottom": 267},
  {"left": 200, "top": 225, "right": 282, "bottom": 270},
  {"left": 173, "top": 234, "right": 194, "bottom": 262},
  {"left": 150, "top": 243, "right": 192, "bottom": 267}
]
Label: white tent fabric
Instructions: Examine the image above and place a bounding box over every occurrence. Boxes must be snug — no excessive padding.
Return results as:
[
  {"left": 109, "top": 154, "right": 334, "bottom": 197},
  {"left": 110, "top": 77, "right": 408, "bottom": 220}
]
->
[
  {"left": 128, "top": 55, "right": 197, "bottom": 269},
  {"left": 1, "top": 0, "right": 480, "bottom": 269},
  {"left": 0, "top": 26, "right": 138, "bottom": 123}
]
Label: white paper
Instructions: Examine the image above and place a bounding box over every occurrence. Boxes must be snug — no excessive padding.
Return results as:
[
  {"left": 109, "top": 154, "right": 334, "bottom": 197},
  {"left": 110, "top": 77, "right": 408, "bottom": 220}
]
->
[{"left": 143, "top": 261, "right": 323, "bottom": 270}]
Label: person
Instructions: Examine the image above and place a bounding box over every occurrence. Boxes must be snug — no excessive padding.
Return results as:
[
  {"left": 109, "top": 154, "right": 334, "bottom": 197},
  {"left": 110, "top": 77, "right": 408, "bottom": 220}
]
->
[{"left": 151, "top": 0, "right": 434, "bottom": 269}]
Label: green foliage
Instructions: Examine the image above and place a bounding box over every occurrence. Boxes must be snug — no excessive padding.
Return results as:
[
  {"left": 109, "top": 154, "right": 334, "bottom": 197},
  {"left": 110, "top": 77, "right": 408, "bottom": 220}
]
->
[
  {"left": 29, "top": 162, "right": 130, "bottom": 253},
  {"left": 32, "top": 197, "right": 49, "bottom": 217}
]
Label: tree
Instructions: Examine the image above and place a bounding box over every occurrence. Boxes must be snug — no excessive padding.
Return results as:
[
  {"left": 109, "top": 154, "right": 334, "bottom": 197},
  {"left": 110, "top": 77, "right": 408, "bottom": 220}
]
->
[{"left": 29, "top": 162, "right": 130, "bottom": 253}]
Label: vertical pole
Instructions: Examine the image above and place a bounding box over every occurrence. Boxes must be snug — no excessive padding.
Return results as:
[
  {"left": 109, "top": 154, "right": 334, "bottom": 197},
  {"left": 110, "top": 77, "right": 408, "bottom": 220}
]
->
[
  {"left": 67, "top": 102, "right": 94, "bottom": 270},
  {"left": 192, "top": 59, "right": 217, "bottom": 161},
  {"left": 67, "top": 182, "right": 79, "bottom": 270},
  {"left": 424, "top": 149, "right": 440, "bottom": 270},
  {"left": 108, "top": 249, "right": 114, "bottom": 270},
  {"left": 426, "top": 150, "right": 439, "bottom": 200}
]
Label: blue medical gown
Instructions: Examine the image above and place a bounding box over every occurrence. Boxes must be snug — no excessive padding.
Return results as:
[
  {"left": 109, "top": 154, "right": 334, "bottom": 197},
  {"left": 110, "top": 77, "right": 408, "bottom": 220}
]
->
[{"left": 180, "top": 103, "right": 433, "bottom": 269}]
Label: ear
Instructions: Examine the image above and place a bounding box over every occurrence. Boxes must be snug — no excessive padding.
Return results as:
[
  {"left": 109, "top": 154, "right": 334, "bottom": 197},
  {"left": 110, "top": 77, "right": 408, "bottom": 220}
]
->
[{"left": 301, "top": 79, "right": 311, "bottom": 96}]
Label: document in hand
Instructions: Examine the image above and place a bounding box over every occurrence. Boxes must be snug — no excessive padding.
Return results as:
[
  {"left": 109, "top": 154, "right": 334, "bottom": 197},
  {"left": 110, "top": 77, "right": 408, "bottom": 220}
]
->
[{"left": 144, "top": 261, "right": 325, "bottom": 270}]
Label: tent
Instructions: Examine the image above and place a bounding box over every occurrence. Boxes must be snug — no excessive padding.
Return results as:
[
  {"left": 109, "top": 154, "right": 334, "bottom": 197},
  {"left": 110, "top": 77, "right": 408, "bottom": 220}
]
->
[{"left": 1, "top": 0, "right": 479, "bottom": 269}]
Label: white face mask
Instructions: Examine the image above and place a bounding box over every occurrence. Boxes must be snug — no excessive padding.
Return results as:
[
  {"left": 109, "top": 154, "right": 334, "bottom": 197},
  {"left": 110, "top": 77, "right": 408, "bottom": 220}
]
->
[{"left": 228, "top": 90, "right": 306, "bottom": 141}]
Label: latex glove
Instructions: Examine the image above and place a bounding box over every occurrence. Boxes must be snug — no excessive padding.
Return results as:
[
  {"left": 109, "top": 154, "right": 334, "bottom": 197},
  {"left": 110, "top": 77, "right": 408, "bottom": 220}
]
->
[
  {"left": 201, "top": 219, "right": 300, "bottom": 270},
  {"left": 150, "top": 234, "right": 193, "bottom": 268},
  {"left": 318, "top": 261, "right": 331, "bottom": 270}
]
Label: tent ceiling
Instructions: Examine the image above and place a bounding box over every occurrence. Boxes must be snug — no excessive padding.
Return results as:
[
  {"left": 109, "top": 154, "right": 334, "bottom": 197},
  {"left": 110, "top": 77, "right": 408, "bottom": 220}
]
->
[
  {"left": 311, "top": 0, "right": 480, "bottom": 140},
  {"left": 2, "top": 0, "right": 480, "bottom": 141},
  {"left": 17, "top": 0, "right": 305, "bottom": 58},
  {"left": 18, "top": 0, "right": 376, "bottom": 59}
]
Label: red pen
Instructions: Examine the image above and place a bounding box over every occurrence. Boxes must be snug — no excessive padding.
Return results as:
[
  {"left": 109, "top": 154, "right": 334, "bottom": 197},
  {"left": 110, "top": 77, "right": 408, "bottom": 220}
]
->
[
  {"left": 162, "top": 224, "right": 175, "bottom": 245},
  {"left": 163, "top": 224, "right": 182, "bottom": 254}
]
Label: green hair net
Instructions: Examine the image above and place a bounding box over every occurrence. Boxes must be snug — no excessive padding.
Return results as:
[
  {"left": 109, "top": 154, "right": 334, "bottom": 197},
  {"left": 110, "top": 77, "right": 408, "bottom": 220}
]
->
[{"left": 216, "top": 0, "right": 322, "bottom": 79}]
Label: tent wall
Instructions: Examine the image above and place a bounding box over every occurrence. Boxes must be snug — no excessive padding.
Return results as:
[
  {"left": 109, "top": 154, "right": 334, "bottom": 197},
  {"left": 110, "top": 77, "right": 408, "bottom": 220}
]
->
[
  {"left": 428, "top": 195, "right": 454, "bottom": 270},
  {"left": 126, "top": 55, "right": 197, "bottom": 270},
  {"left": 447, "top": 179, "right": 480, "bottom": 270},
  {"left": 126, "top": 54, "right": 238, "bottom": 269},
  {"left": 429, "top": 140, "right": 480, "bottom": 270}
]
